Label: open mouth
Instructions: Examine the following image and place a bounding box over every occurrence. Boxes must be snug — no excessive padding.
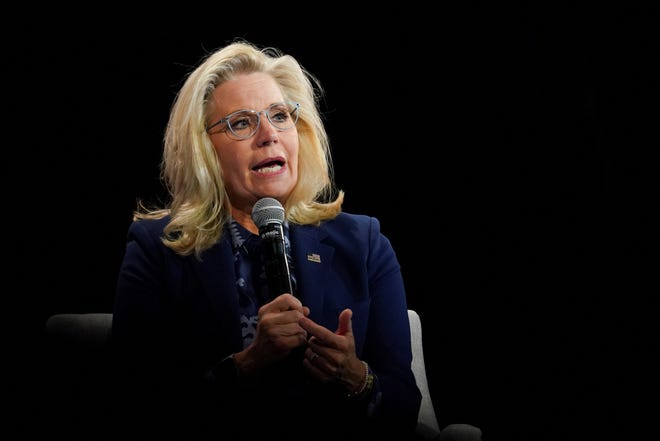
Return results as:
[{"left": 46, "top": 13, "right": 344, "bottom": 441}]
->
[{"left": 253, "top": 159, "right": 284, "bottom": 173}]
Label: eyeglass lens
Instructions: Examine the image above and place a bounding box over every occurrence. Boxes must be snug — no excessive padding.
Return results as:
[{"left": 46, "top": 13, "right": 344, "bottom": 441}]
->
[{"left": 226, "top": 102, "right": 299, "bottom": 139}]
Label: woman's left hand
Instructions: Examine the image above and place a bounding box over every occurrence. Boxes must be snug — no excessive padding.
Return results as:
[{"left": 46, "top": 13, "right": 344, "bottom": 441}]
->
[{"left": 299, "top": 308, "right": 366, "bottom": 395}]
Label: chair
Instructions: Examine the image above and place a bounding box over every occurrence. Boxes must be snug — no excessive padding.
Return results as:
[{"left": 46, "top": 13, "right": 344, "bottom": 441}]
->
[
  {"left": 41, "top": 313, "right": 117, "bottom": 438},
  {"left": 408, "top": 309, "right": 482, "bottom": 441},
  {"left": 43, "top": 311, "right": 481, "bottom": 440},
  {"left": 45, "top": 313, "right": 113, "bottom": 348}
]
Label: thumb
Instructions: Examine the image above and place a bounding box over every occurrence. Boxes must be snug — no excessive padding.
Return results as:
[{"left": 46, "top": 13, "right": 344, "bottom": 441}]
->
[{"left": 336, "top": 308, "right": 353, "bottom": 336}]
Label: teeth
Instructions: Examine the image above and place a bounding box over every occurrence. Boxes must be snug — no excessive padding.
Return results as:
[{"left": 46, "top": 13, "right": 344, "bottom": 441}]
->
[{"left": 256, "top": 164, "right": 282, "bottom": 173}]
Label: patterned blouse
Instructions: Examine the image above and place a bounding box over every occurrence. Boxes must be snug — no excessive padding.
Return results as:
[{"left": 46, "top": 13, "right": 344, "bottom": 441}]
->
[{"left": 227, "top": 218, "right": 297, "bottom": 348}]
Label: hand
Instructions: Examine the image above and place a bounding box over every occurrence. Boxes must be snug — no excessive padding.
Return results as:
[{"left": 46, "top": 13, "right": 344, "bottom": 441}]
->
[
  {"left": 233, "top": 293, "right": 310, "bottom": 375},
  {"left": 299, "top": 308, "right": 366, "bottom": 395}
]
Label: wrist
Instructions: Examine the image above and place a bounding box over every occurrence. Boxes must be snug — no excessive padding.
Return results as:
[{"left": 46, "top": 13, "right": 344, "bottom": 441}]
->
[
  {"left": 232, "top": 348, "right": 261, "bottom": 377},
  {"left": 346, "top": 361, "right": 374, "bottom": 399},
  {"left": 213, "top": 354, "right": 240, "bottom": 381}
]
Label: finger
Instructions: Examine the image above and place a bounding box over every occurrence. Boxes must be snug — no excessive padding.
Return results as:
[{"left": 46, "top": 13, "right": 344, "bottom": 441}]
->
[
  {"left": 336, "top": 308, "right": 353, "bottom": 336},
  {"left": 303, "top": 350, "right": 337, "bottom": 382},
  {"left": 264, "top": 293, "right": 304, "bottom": 313},
  {"left": 299, "top": 316, "right": 336, "bottom": 343},
  {"left": 261, "top": 309, "right": 307, "bottom": 329},
  {"left": 303, "top": 357, "right": 332, "bottom": 382},
  {"left": 306, "top": 348, "right": 320, "bottom": 363},
  {"left": 264, "top": 321, "right": 308, "bottom": 338}
]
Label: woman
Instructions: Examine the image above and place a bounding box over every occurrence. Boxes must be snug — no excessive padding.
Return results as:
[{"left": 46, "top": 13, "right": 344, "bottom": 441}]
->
[{"left": 112, "top": 39, "right": 421, "bottom": 441}]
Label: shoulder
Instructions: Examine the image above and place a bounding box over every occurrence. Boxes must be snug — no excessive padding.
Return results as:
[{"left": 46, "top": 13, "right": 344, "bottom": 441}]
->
[
  {"left": 127, "top": 216, "right": 171, "bottom": 239},
  {"left": 123, "top": 217, "right": 175, "bottom": 257},
  {"left": 316, "top": 212, "right": 400, "bottom": 273},
  {"left": 316, "top": 212, "right": 388, "bottom": 248},
  {"left": 327, "top": 211, "right": 383, "bottom": 237},
  {"left": 120, "top": 216, "right": 187, "bottom": 267}
]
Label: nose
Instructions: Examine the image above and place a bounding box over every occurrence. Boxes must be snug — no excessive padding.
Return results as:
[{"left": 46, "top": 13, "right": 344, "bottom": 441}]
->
[{"left": 256, "top": 111, "right": 278, "bottom": 146}]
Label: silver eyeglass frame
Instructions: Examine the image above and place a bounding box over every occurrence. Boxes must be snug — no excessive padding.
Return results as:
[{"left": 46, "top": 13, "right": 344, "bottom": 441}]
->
[{"left": 205, "top": 101, "right": 300, "bottom": 139}]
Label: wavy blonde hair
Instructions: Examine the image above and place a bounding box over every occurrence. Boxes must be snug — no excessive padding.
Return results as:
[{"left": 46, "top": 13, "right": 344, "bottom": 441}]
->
[{"left": 135, "top": 40, "right": 344, "bottom": 258}]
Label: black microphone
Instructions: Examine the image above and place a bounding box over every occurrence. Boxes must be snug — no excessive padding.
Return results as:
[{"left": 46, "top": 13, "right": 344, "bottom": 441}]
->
[{"left": 251, "top": 197, "right": 294, "bottom": 298}]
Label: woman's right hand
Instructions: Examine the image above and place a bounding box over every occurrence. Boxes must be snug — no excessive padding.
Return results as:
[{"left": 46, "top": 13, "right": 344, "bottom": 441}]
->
[{"left": 232, "top": 293, "right": 310, "bottom": 375}]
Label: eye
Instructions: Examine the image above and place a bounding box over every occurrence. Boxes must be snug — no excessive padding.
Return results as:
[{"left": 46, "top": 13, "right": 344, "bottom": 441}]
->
[
  {"left": 269, "top": 105, "right": 291, "bottom": 123},
  {"left": 229, "top": 112, "right": 256, "bottom": 130}
]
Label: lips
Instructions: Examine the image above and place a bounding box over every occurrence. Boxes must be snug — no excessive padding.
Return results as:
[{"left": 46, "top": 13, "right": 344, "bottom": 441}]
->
[
  {"left": 254, "top": 163, "right": 283, "bottom": 173},
  {"left": 252, "top": 157, "right": 285, "bottom": 173}
]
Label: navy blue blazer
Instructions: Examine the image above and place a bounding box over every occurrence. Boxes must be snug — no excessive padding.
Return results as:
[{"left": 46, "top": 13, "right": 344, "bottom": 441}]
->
[{"left": 112, "top": 211, "right": 422, "bottom": 439}]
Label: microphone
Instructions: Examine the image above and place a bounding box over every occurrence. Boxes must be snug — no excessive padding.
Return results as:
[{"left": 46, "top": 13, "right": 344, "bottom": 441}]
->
[{"left": 251, "top": 197, "right": 294, "bottom": 298}]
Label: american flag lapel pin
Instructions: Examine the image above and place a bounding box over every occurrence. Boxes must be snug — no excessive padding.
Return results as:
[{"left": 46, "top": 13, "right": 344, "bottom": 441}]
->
[{"left": 306, "top": 253, "right": 321, "bottom": 263}]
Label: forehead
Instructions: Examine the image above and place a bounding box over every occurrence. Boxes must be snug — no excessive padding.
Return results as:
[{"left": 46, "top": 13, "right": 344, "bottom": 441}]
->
[{"left": 211, "top": 73, "right": 284, "bottom": 114}]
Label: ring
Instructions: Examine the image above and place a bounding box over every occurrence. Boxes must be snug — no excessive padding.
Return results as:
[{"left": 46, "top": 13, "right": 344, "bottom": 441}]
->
[{"left": 310, "top": 352, "right": 319, "bottom": 362}]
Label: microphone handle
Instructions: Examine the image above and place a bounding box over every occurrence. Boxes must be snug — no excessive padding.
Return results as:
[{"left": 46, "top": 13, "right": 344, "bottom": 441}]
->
[{"left": 260, "top": 222, "right": 294, "bottom": 297}]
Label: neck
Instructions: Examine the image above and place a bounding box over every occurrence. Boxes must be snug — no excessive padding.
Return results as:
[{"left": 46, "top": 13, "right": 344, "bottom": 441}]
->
[{"left": 231, "top": 207, "right": 259, "bottom": 235}]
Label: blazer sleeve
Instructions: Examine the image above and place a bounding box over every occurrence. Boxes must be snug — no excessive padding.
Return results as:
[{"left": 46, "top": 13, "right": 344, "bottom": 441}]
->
[
  {"left": 111, "top": 218, "right": 238, "bottom": 435},
  {"left": 361, "top": 215, "right": 422, "bottom": 430},
  {"left": 316, "top": 213, "right": 422, "bottom": 435}
]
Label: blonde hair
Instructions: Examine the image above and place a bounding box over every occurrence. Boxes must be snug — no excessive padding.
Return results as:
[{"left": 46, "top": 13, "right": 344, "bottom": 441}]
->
[{"left": 135, "top": 39, "right": 344, "bottom": 258}]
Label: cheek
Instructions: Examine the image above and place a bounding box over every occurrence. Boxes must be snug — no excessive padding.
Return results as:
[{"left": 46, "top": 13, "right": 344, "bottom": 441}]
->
[
  {"left": 219, "top": 154, "right": 245, "bottom": 177},
  {"left": 213, "top": 143, "right": 244, "bottom": 171}
]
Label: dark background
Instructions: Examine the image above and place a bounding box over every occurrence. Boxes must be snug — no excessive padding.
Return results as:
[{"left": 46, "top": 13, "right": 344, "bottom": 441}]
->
[{"left": 6, "top": 4, "right": 658, "bottom": 440}]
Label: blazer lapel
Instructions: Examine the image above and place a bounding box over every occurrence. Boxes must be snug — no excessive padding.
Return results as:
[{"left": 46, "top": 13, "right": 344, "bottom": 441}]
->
[
  {"left": 290, "top": 225, "right": 334, "bottom": 324},
  {"left": 188, "top": 225, "right": 334, "bottom": 347}
]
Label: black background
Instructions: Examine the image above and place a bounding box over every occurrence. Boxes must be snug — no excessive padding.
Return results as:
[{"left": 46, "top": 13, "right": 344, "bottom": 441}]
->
[{"left": 6, "top": 5, "right": 658, "bottom": 440}]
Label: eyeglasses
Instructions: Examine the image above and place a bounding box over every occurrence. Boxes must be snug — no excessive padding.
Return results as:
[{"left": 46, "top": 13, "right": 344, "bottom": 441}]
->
[{"left": 206, "top": 101, "right": 300, "bottom": 140}]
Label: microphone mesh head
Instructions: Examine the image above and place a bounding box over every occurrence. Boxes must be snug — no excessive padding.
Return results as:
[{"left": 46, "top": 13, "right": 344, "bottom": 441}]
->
[{"left": 251, "top": 197, "right": 285, "bottom": 228}]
